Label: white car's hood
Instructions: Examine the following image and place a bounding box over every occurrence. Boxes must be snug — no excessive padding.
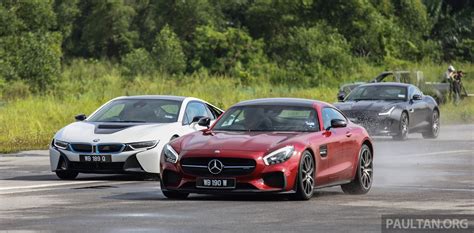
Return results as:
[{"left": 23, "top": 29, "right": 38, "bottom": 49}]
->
[{"left": 55, "top": 121, "right": 181, "bottom": 144}]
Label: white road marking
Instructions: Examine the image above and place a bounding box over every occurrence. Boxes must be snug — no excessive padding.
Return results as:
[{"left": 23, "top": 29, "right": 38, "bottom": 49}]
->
[
  {"left": 0, "top": 181, "right": 141, "bottom": 195},
  {"left": 341, "top": 200, "right": 474, "bottom": 213},
  {"left": 382, "top": 185, "right": 474, "bottom": 192},
  {"left": 409, "top": 150, "right": 474, "bottom": 157},
  {"left": 0, "top": 181, "right": 106, "bottom": 191},
  {"left": 383, "top": 149, "right": 474, "bottom": 158}
]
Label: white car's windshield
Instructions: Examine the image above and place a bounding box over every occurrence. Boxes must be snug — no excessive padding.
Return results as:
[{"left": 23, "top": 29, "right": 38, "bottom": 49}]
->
[
  {"left": 346, "top": 85, "right": 407, "bottom": 101},
  {"left": 88, "top": 99, "right": 182, "bottom": 123},
  {"left": 213, "top": 105, "right": 319, "bottom": 132}
]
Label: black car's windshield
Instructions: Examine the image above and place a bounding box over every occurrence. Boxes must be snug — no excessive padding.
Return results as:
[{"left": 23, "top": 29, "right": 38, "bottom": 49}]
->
[
  {"left": 213, "top": 105, "right": 319, "bottom": 132},
  {"left": 88, "top": 99, "right": 182, "bottom": 123},
  {"left": 345, "top": 85, "right": 407, "bottom": 101}
]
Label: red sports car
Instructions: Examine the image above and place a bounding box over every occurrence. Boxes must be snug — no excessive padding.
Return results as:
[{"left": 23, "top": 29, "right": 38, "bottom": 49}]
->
[{"left": 160, "top": 98, "right": 374, "bottom": 200}]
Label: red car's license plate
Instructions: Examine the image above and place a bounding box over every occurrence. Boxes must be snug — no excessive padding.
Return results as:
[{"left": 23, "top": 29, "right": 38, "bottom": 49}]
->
[
  {"left": 79, "top": 155, "right": 111, "bottom": 163},
  {"left": 196, "top": 178, "right": 236, "bottom": 189}
]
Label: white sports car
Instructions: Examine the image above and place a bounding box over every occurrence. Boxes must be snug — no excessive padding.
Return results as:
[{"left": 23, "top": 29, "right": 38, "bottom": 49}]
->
[{"left": 49, "top": 95, "right": 223, "bottom": 179}]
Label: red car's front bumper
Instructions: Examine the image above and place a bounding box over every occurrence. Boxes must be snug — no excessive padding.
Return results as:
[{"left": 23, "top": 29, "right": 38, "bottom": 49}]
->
[{"left": 160, "top": 150, "right": 301, "bottom": 194}]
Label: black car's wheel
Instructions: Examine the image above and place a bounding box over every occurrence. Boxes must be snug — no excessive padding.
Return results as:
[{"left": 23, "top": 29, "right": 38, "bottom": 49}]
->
[
  {"left": 55, "top": 170, "right": 79, "bottom": 180},
  {"left": 392, "top": 112, "right": 409, "bottom": 140},
  {"left": 160, "top": 181, "right": 189, "bottom": 199},
  {"left": 341, "top": 144, "right": 373, "bottom": 194},
  {"left": 422, "top": 110, "right": 440, "bottom": 139},
  {"left": 290, "top": 150, "right": 315, "bottom": 200}
]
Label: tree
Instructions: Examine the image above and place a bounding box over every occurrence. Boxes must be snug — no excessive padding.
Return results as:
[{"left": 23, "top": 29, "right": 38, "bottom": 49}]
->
[
  {"left": 80, "top": 0, "right": 138, "bottom": 58},
  {"left": 269, "top": 24, "right": 353, "bottom": 85},
  {"left": 190, "top": 26, "right": 266, "bottom": 75},
  {"left": 0, "top": 0, "right": 62, "bottom": 92},
  {"left": 53, "top": 0, "right": 80, "bottom": 57},
  {"left": 152, "top": 25, "right": 186, "bottom": 74}
]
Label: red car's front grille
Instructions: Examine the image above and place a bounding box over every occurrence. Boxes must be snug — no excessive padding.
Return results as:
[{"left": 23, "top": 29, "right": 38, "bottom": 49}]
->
[{"left": 180, "top": 157, "right": 256, "bottom": 177}]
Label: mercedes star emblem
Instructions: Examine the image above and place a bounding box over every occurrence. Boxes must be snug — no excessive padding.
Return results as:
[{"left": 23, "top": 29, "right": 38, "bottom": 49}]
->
[
  {"left": 92, "top": 138, "right": 100, "bottom": 142},
  {"left": 208, "top": 159, "right": 224, "bottom": 175}
]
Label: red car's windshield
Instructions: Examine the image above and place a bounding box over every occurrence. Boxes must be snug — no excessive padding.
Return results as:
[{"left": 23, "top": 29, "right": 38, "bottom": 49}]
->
[{"left": 213, "top": 105, "right": 319, "bottom": 132}]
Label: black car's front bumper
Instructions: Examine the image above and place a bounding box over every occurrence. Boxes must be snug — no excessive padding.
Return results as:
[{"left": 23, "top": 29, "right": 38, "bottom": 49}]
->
[{"left": 348, "top": 116, "right": 400, "bottom": 136}]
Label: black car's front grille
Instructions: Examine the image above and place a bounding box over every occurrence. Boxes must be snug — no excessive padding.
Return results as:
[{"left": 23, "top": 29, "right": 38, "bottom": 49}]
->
[
  {"left": 98, "top": 144, "right": 124, "bottom": 153},
  {"left": 344, "top": 110, "right": 379, "bottom": 121},
  {"left": 180, "top": 157, "right": 256, "bottom": 177},
  {"left": 70, "top": 144, "right": 93, "bottom": 153}
]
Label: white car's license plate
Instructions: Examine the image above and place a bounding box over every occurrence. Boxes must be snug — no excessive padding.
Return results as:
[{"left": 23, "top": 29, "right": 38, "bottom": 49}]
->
[
  {"left": 79, "top": 155, "right": 111, "bottom": 163},
  {"left": 196, "top": 178, "right": 236, "bottom": 189}
]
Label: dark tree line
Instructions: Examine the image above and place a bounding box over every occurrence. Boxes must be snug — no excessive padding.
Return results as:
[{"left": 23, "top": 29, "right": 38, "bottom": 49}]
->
[{"left": 0, "top": 0, "right": 472, "bottom": 91}]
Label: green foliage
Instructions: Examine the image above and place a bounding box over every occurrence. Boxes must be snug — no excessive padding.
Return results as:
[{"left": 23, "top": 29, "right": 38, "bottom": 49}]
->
[
  {"left": 270, "top": 24, "right": 354, "bottom": 86},
  {"left": 79, "top": 0, "right": 138, "bottom": 58},
  {"left": 152, "top": 25, "right": 186, "bottom": 74},
  {"left": 1, "top": 80, "right": 31, "bottom": 100},
  {"left": 121, "top": 48, "right": 154, "bottom": 77},
  {"left": 2, "top": 0, "right": 57, "bottom": 33},
  {"left": 424, "top": 0, "right": 473, "bottom": 61},
  {"left": 190, "top": 26, "right": 266, "bottom": 77},
  {"left": 0, "top": 0, "right": 472, "bottom": 94},
  {"left": 53, "top": 0, "right": 80, "bottom": 54},
  {"left": 0, "top": 32, "right": 62, "bottom": 92}
]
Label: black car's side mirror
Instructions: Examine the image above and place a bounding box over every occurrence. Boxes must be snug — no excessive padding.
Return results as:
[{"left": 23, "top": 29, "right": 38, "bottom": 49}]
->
[
  {"left": 412, "top": 94, "right": 422, "bottom": 101},
  {"left": 197, "top": 117, "right": 211, "bottom": 128},
  {"left": 326, "top": 119, "right": 347, "bottom": 130},
  {"left": 75, "top": 114, "right": 87, "bottom": 121},
  {"left": 337, "top": 92, "right": 346, "bottom": 102}
]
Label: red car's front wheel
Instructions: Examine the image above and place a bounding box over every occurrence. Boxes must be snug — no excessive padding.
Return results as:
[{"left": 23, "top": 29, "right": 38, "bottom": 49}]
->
[{"left": 290, "top": 151, "right": 315, "bottom": 200}]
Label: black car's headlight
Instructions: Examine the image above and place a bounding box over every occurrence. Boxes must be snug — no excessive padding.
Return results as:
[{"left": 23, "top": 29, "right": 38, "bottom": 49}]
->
[
  {"left": 378, "top": 106, "right": 395, "bottom": 116},
  {"left": 163, "top": 144, "right": 179, "bottom": 163},
  {"left": 263, "top": 145, "right": 295, "bottom": 165},
  {"left": 53, "top": 139, "right": 69, "bottom": 150},
  {"left": 128, "top": 140, "right": 159, "bottom": 150}
]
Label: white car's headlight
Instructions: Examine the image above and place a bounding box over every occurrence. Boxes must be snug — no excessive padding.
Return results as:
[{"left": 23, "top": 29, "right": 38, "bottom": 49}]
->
[
  {"left": 53, "top": 139, "right": 69, "bottom": 150},
  {"left": 263, "top": 145, "right": 295, "bottom": 165},
  {"left": 128, "top": 140, "right": 159, "bottom": 150},
  {"left": 378, "top": 106, "right": 395, "bottom": 116},
  {"left": 163, "top": 144, "right": 179, "bottom": 163}
]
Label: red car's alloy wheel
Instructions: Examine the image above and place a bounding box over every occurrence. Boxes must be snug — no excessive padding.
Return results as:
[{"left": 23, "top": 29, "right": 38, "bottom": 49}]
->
[
  {"left": 291, "top": 151, "right": 315, "bottom": 200},
  {"left": 359, "top": 147, "right": 373, "bottom": 190}
]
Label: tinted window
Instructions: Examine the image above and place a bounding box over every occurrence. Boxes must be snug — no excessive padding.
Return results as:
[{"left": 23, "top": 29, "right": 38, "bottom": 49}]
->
[
  {"left": 183, "top": 102, "right": 213, "bottom": 125},
  {"left": 346, "top": 85, "right": 408, "bottom": 101},
  {"left": 213, "top": 105, "right": 319, "bottom": 132},
  {"left": 88, "top": 99, "right": 182, "bottom": 123},
  {"left": 322, "top": 108, "right": 346, "bottom": 130},
  {"left": 207, "top": 104, "right": 223, "bottom": 119}
]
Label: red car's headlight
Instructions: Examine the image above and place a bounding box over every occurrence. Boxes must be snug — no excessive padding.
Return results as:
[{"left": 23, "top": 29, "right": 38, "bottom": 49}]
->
[
  {"left": 163, "top": 144, "right": 179, "bottom": 164},
  {"left": 263, "top": 145, "right": 295, "bottom": 165}
]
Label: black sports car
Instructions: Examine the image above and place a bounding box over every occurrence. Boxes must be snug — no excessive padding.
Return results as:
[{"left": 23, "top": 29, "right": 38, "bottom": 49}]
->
[{"left": 334, "top": 83, "right": 440, "bottom": 140}]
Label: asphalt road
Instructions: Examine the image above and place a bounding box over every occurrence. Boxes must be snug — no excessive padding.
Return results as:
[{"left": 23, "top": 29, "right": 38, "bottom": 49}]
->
[{"left": 0, "top": 125, "right": 473, "bottom": 233}]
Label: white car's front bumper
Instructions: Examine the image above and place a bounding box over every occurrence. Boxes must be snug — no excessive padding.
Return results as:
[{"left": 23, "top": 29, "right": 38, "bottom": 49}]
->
[{"left": 49, "top": 143, "right": 163, "bottom": 174}]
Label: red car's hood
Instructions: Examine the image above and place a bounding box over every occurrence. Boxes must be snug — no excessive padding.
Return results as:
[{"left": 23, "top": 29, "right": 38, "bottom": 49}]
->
[{"left": 180, "top": 131, "right": 303, "bottom": 152}]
